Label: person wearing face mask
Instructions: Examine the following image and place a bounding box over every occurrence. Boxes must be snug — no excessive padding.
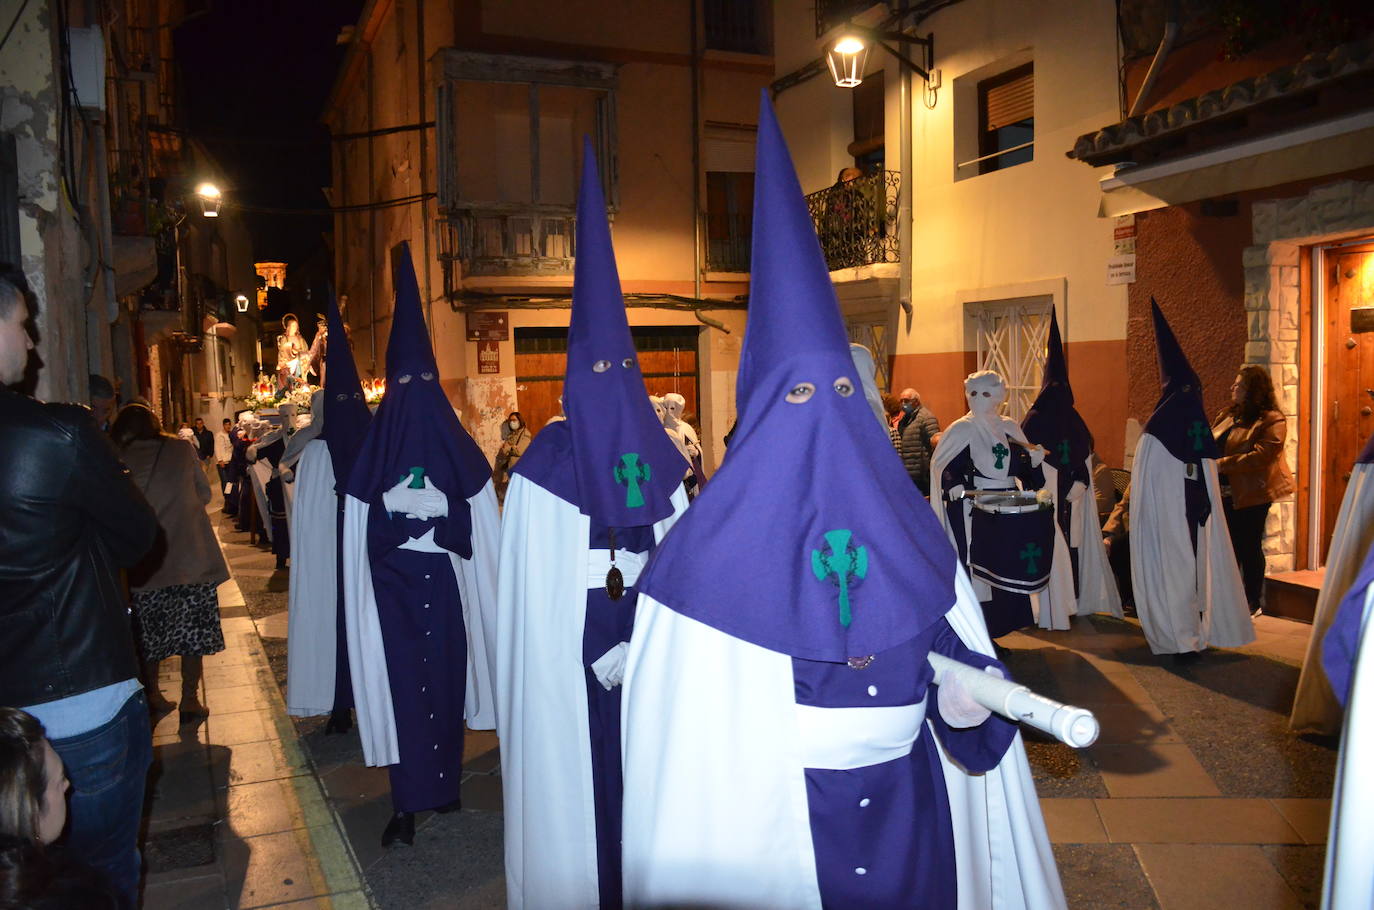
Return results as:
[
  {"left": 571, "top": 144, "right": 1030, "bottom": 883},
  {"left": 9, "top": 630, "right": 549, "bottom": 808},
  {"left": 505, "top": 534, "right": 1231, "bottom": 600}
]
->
[
  {"left": 931, "top": 371, "right": 1071, "bottom": 637},
  {"left": 492, "top": 412, "right": 530, "bottom": 504},
  {"left": 896, "top": 387, "right": 941, "bottom": 496}
]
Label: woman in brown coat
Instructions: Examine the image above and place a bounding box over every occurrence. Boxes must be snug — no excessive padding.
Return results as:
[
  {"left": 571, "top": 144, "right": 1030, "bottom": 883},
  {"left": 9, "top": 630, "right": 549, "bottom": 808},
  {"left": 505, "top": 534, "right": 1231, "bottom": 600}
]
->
[
  {"left": 111, "top": 405, "right": 230, "bottom": 724},
  {"left": 1211, "top": 365, "right": 1295, "bottom": 615}
]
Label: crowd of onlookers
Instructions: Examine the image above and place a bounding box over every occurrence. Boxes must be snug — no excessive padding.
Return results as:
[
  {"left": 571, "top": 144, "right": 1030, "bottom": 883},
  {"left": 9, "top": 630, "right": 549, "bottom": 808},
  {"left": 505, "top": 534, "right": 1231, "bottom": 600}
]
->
[{"left": 0, "top": 274, "right": 229, "bottom": 908}]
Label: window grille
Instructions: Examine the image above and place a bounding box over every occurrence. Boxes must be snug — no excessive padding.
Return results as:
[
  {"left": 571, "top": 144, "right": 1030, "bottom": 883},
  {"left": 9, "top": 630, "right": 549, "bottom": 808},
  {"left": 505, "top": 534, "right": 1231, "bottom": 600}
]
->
[{"left": 971, "top": 299, "right": 1051, "bottom": 421}]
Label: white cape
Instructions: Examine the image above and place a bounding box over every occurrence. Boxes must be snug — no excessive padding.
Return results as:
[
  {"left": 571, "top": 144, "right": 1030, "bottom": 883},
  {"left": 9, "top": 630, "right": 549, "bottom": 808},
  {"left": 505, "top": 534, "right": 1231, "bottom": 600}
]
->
[
  {"left": 1291, "top": 461, "right": 1374, "bottom": 734},
  {"left": 496, "top": 475, "right": 688, "bottom": 910},
  {"left": 286, "top": 440, "right": 339, "bottom": 717},
  {"left": 1322, "top": 569, "right": 1374, "bottom": 910},
  {"left": 930, "top": 416, "right": 1075, "bottom": 631},
  {"left": 342, "top": 481, "right": 501, "bottom": 767},
  {"left": 1129, "top": 433, "right": 1254, "bottom": 654},
  {"left": 620, "top": 568, "right": 1066, "bottom": 910},
  {"left": 1046, "top": 457, "right": 1123, "bottom": 619}
]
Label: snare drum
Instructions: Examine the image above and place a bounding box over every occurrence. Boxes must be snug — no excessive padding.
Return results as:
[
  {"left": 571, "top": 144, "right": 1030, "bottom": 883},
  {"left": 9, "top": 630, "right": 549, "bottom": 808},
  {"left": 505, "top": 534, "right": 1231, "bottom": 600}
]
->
[{"left": 968, "top": 493, "right": 1054, "bottom": 595}]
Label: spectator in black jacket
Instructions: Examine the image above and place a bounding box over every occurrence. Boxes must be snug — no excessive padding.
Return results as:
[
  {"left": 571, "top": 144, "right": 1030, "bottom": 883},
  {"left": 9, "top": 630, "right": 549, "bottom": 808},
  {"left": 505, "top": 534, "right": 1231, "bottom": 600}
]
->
[
  {"left": 896, "top": 387, "right": 941, "bottom": 497},
  {"left": 0, "top": 276, "right": 158, "bottom": 910}
]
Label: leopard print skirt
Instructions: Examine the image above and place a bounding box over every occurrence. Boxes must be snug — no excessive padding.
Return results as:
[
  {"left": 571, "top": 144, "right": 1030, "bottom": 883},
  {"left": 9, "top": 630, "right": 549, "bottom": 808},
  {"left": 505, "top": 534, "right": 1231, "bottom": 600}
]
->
[{"left": 131, "top": 583, "right": 227, "bottom": 662}]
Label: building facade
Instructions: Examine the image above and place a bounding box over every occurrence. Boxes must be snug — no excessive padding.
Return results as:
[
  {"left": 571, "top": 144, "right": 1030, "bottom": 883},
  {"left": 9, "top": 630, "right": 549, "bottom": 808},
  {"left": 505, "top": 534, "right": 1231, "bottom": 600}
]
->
[{"left": 324, "top": 0, "right": 775, "bottom": 464}]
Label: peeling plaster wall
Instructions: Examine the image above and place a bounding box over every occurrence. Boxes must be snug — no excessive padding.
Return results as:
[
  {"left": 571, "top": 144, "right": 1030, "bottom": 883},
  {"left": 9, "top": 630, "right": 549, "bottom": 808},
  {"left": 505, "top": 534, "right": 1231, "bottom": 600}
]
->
[{"left": 0, "top": 0, "right": 93, "bottom": 403}]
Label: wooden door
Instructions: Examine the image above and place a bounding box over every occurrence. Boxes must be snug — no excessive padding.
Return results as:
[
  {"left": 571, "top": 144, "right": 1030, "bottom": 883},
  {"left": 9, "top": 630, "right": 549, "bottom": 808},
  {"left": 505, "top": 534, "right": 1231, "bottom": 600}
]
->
[
  {"left": 513, "top": 326, "right": 701, "bottom": 437},
  {"left": 1322, "top": 244, "right": 1374, "bottom": 561}
]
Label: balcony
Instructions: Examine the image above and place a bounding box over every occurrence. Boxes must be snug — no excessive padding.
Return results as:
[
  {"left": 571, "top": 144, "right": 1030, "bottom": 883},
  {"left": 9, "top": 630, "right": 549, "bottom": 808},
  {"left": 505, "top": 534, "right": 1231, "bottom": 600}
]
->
[
  {"left": 439, "top": 206, "right": 577, "bottom": 280},
  {"left": 804, "top": 170, "right": 900, "bottom": 272}
]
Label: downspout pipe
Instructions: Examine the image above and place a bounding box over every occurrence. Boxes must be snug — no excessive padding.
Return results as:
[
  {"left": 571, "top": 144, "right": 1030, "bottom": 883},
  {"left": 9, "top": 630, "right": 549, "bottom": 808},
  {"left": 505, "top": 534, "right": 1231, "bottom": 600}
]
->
[
  {"left": 690, "top": 0, "right": 702, "bottom": 302},
  {"left": 898, "top": 38, "right": 913, "bottom": 340},
  {"left": 1128, "top": 6, "right": 1179, "bottom": 117}
]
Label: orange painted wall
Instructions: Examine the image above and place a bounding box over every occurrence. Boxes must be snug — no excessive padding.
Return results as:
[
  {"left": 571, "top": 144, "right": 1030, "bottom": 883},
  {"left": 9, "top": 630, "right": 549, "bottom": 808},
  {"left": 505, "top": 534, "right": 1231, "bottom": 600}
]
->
[{"left": 892, "top": 339, "right": 1129, "bottom": 468}]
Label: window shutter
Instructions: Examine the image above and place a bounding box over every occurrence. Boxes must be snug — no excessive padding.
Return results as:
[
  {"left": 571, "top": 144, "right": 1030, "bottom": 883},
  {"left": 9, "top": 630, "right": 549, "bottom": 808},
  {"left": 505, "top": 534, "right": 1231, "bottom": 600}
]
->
[{"left": 984, "top": 67, "right": 1034, "bottom": 131}]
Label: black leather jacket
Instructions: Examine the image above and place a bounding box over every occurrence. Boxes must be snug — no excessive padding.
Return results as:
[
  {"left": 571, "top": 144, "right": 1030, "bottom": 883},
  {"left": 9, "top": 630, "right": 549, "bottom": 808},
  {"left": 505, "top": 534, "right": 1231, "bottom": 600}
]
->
[{"left": 0, "top": 390, "right": 157, "bottom": 707}]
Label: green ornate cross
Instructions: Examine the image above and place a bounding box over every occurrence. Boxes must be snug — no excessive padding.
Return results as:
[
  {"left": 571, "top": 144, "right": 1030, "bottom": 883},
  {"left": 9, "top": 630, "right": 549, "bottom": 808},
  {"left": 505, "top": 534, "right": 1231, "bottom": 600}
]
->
[
  {"left": 810, "top": 529, "right": 869, "bottom": 628},
  {"left": 992, "top": 442, "right": 1009, "bottom": 470},
  {"left": 1187, "top": 421, "right": 1207, "bottom": 452},
  {"left": 1057, "top": 440, "right": 1071, "bottom": 465},
  {"left": 613, "top": 453, "right": 651, "bottom": 508},
  {"left": 1020, "top": 542, "right": 1043, "bottom": 575}
]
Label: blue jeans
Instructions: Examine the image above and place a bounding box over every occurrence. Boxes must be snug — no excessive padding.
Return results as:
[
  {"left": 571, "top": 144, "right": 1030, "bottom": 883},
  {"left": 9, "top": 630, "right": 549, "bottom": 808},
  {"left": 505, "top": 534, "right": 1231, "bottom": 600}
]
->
[{"left": 49, "top": 691, "right": 153, "bottom": 910}]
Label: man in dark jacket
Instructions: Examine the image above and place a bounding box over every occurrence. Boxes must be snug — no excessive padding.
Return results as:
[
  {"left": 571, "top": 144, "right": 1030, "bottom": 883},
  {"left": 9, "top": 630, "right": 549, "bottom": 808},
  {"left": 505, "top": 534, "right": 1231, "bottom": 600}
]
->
[
  {"left": 0, "top": 276, "right": 158, "bottom": 909},
  {"left": 897, "top": 387, "right": 941, "bottom": 496}
]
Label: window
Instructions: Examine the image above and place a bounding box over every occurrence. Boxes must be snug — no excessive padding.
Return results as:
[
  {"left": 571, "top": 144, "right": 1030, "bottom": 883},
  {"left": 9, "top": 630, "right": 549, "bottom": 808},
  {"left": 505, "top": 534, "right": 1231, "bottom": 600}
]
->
[
  {"left": 970, "top": 298, "right": 1051, "bottom": 421},
  {"left": 850, "top": 70, "right": 884, "bottom": 171},
  {"left": 705, "top": 172, "right": 753, "bottom": 273},
  {"left": 704, "top": 0, "right": 771, "bottom": 55},
  {"left": 977, "top": 63, "right": 1033, "bottom": 174}
]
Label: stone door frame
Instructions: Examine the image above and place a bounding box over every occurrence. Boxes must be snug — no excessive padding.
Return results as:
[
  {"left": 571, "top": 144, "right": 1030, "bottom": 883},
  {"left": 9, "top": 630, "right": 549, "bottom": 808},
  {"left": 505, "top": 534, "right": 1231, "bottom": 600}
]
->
[{"left": 1244, "top": 178, "right": 1374, "bottom": 572}]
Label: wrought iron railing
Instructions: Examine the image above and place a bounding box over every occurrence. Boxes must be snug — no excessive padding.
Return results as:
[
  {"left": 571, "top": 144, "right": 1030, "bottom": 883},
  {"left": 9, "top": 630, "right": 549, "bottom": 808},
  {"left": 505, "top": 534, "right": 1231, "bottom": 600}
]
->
[
  {"left": 439, "top": 206, "right": 577, "bottom": 280},
  {"left": 804, "top": 170, "right": 900, "bottom": 271},
  {"left": 704, "top": 0, "right": 769, "bottom": 54},
  {"left": 705, "top": 212, "right": 751, "bottom": 272}
]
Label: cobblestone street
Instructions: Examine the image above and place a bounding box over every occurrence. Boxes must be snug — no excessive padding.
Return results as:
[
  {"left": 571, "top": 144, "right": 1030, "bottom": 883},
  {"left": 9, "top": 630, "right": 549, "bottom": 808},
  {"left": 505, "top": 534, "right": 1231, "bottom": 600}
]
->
[{"left": 139, "top": 504, "right": 1335, "bottom": 909}]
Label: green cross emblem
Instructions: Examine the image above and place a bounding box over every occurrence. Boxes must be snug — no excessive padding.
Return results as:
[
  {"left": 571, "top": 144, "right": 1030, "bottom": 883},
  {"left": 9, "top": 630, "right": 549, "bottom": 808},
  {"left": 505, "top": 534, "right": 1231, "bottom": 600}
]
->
[
  {"left": 1187, "top": 421, "right": 1207, "bottom": 452},
  {"left": 992, "top": 442, "right": 1009, "bottom": 470},
  {"left": 1057, "top": 440, "right": 1071, "bottom": 465},
  {"left": 1020, "top": 542, "right": 1043, "bottom": 575},
  {"left": 810, "top": 529, "right": 869, "bottom": 629},
  {"left": 613, "top": 453, "right": 651, "bottom": 508}
]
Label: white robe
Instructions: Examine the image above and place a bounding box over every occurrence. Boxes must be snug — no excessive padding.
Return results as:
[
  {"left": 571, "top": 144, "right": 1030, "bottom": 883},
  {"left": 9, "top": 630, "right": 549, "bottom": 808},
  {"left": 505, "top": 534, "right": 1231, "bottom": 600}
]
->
[
  {"left": 341, "top": 481, "right": 501, "bottom": 767},
  {"left": 1322, "top": 569, "right": 1374, "bottom": 910},
  {"left": 496, "top": 476, "right": 688, "bottom": 910},
  {"left": 620, "top": 568, "right": 1066, "bottom": 910},
  {"left": 1045, "top": 457, "right": 1123, "bottom": 619},
  {"left": 1291, "top": 460, "right": 1374, "bottom": 734},
  {"left": 1129, "top": 433, "right": 1253, "bottom": 654},
  {"left": 286, "top": 439, "right": 339, "bottom": 717},
  {"left": 930, "top": 415, "right": 1076, "bottom": 631}
]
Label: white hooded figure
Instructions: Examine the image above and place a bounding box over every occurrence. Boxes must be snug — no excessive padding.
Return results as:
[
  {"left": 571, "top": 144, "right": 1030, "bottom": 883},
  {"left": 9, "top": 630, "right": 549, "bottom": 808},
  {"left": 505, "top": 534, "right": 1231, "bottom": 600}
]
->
[
  {"left": 661, "top": 392, "right": 708, "bottom": 492},
  {"left": 930, "top": 371, "right": 1076, "bottom": 636}
]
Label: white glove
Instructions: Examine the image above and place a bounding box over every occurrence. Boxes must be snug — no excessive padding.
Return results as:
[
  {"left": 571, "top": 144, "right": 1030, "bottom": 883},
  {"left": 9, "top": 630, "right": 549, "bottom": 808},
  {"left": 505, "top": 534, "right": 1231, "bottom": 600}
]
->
[
  {"left": 1065, "top": 480, "right": 1086, "bottom": 502},
  {"left": 1027, "top": 445, "right": 1046, "bottom": 468},
  {"left": 590, "top": 642, "right": 629, "bottom": 690},
  {"left": 382, "top": 475, "right": 449, "bottom": 520},
  {"left": 947, "top": 484, "right": 966, "bottom": 502},
  {"left": 937, "top": 664, "right": 1004, "bottom": 729},
  {"left": 281, "top": 468, "right": 295, "bottom": 484}
]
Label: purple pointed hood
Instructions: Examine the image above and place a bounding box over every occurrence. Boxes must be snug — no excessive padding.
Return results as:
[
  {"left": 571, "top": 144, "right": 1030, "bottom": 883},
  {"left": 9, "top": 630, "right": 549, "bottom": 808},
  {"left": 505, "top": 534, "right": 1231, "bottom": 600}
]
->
[
  {"left": 1022, "top": 307, "right": 1093, "bottom": 473},
  {"left": 514, "top": 140, "right": 683, "bottom": 526},
  {"left": 1145, "top": 299, "right": 1219, "bottom": 461},
  {"left": 343, "top": 242, "right": 491, "bottom": 558},
  {"left": 319, "top": 288, "right": 372, "bottom": 485},
  {"left": 635, "top": 92, "right": 958, "bottom": 662}
]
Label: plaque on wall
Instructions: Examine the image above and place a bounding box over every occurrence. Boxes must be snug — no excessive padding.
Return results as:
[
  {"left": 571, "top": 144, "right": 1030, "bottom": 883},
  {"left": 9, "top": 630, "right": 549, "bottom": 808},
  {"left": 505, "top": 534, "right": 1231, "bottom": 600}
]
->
[{"left": 1352, "top": 307, "right": 1374, "bottom": 334}]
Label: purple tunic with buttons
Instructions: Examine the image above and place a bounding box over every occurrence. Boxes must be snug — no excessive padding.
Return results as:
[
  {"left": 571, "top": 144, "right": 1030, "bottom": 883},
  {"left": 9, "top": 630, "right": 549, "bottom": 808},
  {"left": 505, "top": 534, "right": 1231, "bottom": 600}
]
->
[{"left": 794, "top": 619, "right": 1016, "bottom": 907}]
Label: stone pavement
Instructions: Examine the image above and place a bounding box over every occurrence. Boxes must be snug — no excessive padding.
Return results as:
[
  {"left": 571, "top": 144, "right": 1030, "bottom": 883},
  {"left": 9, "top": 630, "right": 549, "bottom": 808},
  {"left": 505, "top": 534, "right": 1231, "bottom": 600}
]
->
[{"left": 147, "top": 501, "right": 1337, "bottom": 909}]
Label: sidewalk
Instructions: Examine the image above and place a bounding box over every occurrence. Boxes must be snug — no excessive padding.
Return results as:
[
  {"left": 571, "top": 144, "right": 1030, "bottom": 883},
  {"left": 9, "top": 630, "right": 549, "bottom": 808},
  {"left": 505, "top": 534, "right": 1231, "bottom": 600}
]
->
[{"left": 141, "top": 514, "right": 368, "bottom": 909}]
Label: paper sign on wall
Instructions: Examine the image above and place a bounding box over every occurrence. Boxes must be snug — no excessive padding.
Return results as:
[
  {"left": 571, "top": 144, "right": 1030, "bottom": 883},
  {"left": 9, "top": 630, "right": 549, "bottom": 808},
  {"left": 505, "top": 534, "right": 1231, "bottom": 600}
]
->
[
  {"left": 1108, "top": 214, "right": 1137, "bottom": 285},
  {"left": 1107, "top": 256, "right": 1136, "bottom": 286},
  {"left": 477, "top": 341, "right": 501, "bottom": 374}
]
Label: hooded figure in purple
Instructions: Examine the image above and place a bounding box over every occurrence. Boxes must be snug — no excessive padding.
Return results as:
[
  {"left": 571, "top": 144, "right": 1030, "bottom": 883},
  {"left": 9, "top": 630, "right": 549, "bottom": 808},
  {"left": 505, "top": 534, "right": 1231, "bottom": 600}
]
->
[
  {"left": 495, "top": 142, "right": 689, "bottom": 910},
  {"left": 341, "top": 243, "right": 500, "bottom": 848},
  {"left": 619, "top": 93, "right": 1065, "bottom": 910},
  {"left": 286, "top": 290, "right": 372, "bottom": 734},
  {"left": 1129, "top": 300, "right": 1252, "bottom": 655},
  {"left": 1021, "top": 308, "right": 1121, "bottom": 619},
  {"left": 1316, "top": 535, "right": 1374, "bottom": 907},
  {"left": 1291, "top": 427, "right": 1374, "bottom": 734}
]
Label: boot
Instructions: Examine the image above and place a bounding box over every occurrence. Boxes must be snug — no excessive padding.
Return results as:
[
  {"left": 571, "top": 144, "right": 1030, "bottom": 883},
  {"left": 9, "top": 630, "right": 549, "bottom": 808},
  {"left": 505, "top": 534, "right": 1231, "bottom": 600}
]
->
[
  {"left": 381, "top": 811, "right": 415, "bottom": 848},
  {"left": 324, "top": 707, "right": 353, "bottom": 736}
]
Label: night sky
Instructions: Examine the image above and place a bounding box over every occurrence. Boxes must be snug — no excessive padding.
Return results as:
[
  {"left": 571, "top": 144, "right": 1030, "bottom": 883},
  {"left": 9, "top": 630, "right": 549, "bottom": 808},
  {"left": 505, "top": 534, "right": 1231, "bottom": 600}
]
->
[{"left": 174, "top": 1, "right": 365, "bottom": 269}]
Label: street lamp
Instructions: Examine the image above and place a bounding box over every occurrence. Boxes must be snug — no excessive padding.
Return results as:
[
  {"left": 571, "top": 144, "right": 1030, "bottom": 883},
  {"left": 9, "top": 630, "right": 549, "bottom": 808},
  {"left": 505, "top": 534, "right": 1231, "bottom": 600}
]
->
[
  {"left": 825, "top": 27, "right": 935, "bottom": 88},
  {"left": 195, "top": 182, "right": 222, "bottom": 217},
  {"left": 826, "top": 35, "right": 870, "bottom": 88},
  {"left": 234, "top": 294, "right": 250, "bottom": 313}
]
